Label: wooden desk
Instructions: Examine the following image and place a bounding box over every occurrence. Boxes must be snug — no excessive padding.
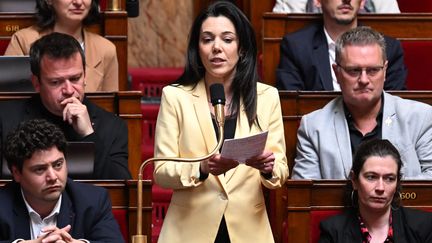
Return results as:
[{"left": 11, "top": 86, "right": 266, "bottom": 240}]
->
[
  {"left": 284, "top": 180, "right": 432, "bottom": 243},
  {"left": 262, "top": 13, "right": 432, "bottom": 86},
  {"left": 0, "top": 91, "right": 143, "bottom": 179},
  {"left": 0, "top": 179, "right": 152, "bottom": 243},
  {"left": 0, "top": 9, "right": 128, "bottom": 90}
]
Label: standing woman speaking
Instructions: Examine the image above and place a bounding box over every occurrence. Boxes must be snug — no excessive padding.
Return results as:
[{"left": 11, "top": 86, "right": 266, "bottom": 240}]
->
[
  {"left": 5, "top": 0, "right": 118, "bottom": 91},
  {"left": 153, "top": 1, "right": 289, "bottom": 242}
]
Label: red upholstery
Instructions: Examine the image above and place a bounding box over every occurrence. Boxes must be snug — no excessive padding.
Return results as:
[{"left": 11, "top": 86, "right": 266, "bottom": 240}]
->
[
  {"left": 283, "top": 210, "right": 341, "bottom": 243},
  {"left": 398, "top": 0, "right": 432, "bottom": 13},
  {"left": 309, "top": 210, "right": 342, "bottom": 243},
  {"left": 151, "top": 185, "right": 172, "bottom": 243},
  {"left": 402, "top": 41, "right": 432, "bottom": 90},
  {"left": 128, "top": 68, "right": 182, "bottom": 242},
  {"left": 129, "top": 67, "right": 183, "bottom": 177},
  {"left": 140, "top": 103, "right": 172, "bottom": 243},
  {"left": 0, "top": 40, "right": 10, "bottom": 55},
  {"left": 141, "top": 103, "right": 160, "bottom": 179},
  {"left": 128, "top": 67, "right": 183, "bottom": 98},
  {"left": 99, "top": 0, "right": 107, "bottom": 11},
  {"left": 112, "top": 209, "right": 129, "bottom": 243}
]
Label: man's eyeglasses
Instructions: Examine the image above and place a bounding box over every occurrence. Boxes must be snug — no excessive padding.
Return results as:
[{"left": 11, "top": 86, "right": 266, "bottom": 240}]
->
[{"left": 336, "top": 64, "right": 384, "bottom": 78}]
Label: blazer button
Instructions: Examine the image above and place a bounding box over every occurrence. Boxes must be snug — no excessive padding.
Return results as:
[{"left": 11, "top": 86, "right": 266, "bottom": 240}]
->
[{"left": 219, "top": 193, "right": 227, "bottom": 200}]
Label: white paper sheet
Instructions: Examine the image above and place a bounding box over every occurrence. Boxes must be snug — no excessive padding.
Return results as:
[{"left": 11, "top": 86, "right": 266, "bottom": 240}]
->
[{"left": 220, "top": 131, "right": 268, "bottom": 163}]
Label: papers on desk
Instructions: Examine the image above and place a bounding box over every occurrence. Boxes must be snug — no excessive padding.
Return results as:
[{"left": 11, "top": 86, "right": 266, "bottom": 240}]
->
[{"left": 220, "top": 131, "right": 268, "bottom": 163}]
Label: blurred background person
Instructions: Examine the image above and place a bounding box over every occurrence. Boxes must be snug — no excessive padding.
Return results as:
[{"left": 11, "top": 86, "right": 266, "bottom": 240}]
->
[
  {"left": 153, "top": 1, "right": 288, "bottom": 242},
  {"left": 5, "top": 0, "right": 118, "bottom": 91},
  {"left": 276, "top": 0, "right": 406, "bottom": 91},
  {"left": 273, "top": 0, "right": 400, "bottom": 13},
  {"left": 319, "top": 139, "right": 432, "bottom": 242}
]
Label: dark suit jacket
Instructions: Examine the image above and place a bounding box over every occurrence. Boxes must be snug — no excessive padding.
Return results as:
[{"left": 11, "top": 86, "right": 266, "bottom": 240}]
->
[
  {"left": 0, "top": 179, "right": 124, "bottom": 243},
  {"left": 0, "top": 95, "right": 131, "bottom": 179},
  {"left": 276, "top": 22, "right": 407, "bottom": 90},
  {"left": 319, "top": 207, "right": 432, "bottom": 243}
]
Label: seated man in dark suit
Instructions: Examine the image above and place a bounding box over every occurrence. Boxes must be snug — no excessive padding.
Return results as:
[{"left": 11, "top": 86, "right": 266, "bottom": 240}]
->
[
  {"left": 276, "top": 0, "right": 407, "bottom": 91},
  {"left": 0, "top": 32, "right": 131, "bottom": 179},
  {"left": 0, "top": 119, "right": 124, "bottom": 242}
]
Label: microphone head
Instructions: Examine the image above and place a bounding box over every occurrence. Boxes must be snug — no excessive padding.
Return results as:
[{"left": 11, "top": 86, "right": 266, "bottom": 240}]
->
[{"left": 210, "top": 83, "right": 225, "bottom": 105}]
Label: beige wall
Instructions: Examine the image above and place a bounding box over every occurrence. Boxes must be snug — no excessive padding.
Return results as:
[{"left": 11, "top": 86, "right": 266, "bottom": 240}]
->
[{"left": 128, "top": 0, "right": 193, "bottom": 68}]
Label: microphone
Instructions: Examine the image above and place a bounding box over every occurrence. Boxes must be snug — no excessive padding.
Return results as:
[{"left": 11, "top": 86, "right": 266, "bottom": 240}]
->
[
  {"left": 210, "top": 83, "right": 225, "bottom": 129},
  {"left": 132, "top": 83, "right": 226, "bottom": 243},
  {"left": 126, "top": 0, "right": 139, "bottom": 17}
]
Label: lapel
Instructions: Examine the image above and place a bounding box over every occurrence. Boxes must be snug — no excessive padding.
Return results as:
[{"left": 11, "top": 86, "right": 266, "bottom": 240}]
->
[
  {"left": 57, "top": 186, "right": 76, "bottom": 230},
  {"left": 82, "top": 29, "right": 103, "bottom": 90},
  {"left": 381, "top": 92, "right": 396, "bottom": 141},
  {"left": 192, "top": 81, "right": 217, "bottom": 155},
  {"left": 333, "top": 98, "right": 352, "bottom": 178},
  {"left": 191, "top": 81, "right": 228, "bottom": 188},
  {"left": 13, "top": 187, "right": 31, "bottom": 239},
  {"left": 312, "top": 27, "right": 333, "bottom": 90},
  {"left": 83, "top": 29, "right": 102, "bottom": 70},
  {"left": 343, "top": 209, "right": 363, "bottom": 242},
  {"left": 392, "top": 208, "right": 408, "bottom": 243}
]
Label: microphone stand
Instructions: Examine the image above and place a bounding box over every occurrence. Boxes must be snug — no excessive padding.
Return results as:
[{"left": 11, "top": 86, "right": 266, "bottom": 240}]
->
[
  {"left": 107, "top": 0, "right": 122, "bottom": 11},
  {"left": 132, "top": 102, "right": 225, "bottom": 243}
]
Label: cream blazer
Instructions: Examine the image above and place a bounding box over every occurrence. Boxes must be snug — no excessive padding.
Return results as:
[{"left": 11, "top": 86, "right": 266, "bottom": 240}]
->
[
  {"left": 5, "top": 25, "right": 118, "bottom": 91},
  {"left": 154, "top": 80, "right": 288, "bottom": 243}
]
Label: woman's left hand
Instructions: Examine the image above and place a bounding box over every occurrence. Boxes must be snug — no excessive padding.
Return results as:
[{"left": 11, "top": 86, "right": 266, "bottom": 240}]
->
[{"left": 245, "top": 150, "right": 275, "bottom": 174}]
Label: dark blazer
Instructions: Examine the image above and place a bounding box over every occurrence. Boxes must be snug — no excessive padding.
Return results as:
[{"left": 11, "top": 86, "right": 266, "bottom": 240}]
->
[
  {"left": 276, "top": 22, "right": 407, "bottom": 90},
  {"left": 0, "top": 179, "right": 125, "bottom": 243},
  {"left": 319, "top": 207, "right": 432, "bottom": 243},
  {"left": 0, "top": 95, "right": 131, "bottom": 179}
]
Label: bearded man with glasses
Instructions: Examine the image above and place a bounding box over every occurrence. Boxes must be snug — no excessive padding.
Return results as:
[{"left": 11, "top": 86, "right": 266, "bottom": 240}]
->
[{"left": 292, "top": 26, "right": 432, "bottom": 180}]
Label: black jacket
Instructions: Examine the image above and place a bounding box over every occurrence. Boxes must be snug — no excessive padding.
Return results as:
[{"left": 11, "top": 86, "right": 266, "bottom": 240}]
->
[
  {"left": 276, "top": 21, "right": 407, "bottom": 91},
  {"left": 319, "top": 207, "right": 432, "bottom": 243},
  {"left": 0, "top": 94, "right": 131, "bottom": 179}
]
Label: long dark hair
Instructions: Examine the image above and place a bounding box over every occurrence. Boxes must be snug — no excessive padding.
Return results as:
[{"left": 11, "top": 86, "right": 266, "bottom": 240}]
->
[
  {"left": 176, "top": 1, "right": 260, "bottom": 127},
  {"left": 35, "top": 0, "right": 101, "bottom": 29},
  {"left": 347, "top": 139, "right": 403, "bottom": 209}
]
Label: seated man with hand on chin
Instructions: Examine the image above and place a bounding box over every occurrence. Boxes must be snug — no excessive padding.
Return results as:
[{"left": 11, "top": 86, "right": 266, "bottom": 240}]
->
[{"left": 0, "top": 32, "right": 131, "bottom": 179}]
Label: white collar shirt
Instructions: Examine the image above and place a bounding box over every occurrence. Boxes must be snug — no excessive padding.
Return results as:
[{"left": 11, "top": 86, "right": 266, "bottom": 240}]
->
[
  {"left": 21, "top": 189, "right": 62, "bottom": 240},
  {"left": 323, "top": 27, "right": 341, "bottom": 91}
]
